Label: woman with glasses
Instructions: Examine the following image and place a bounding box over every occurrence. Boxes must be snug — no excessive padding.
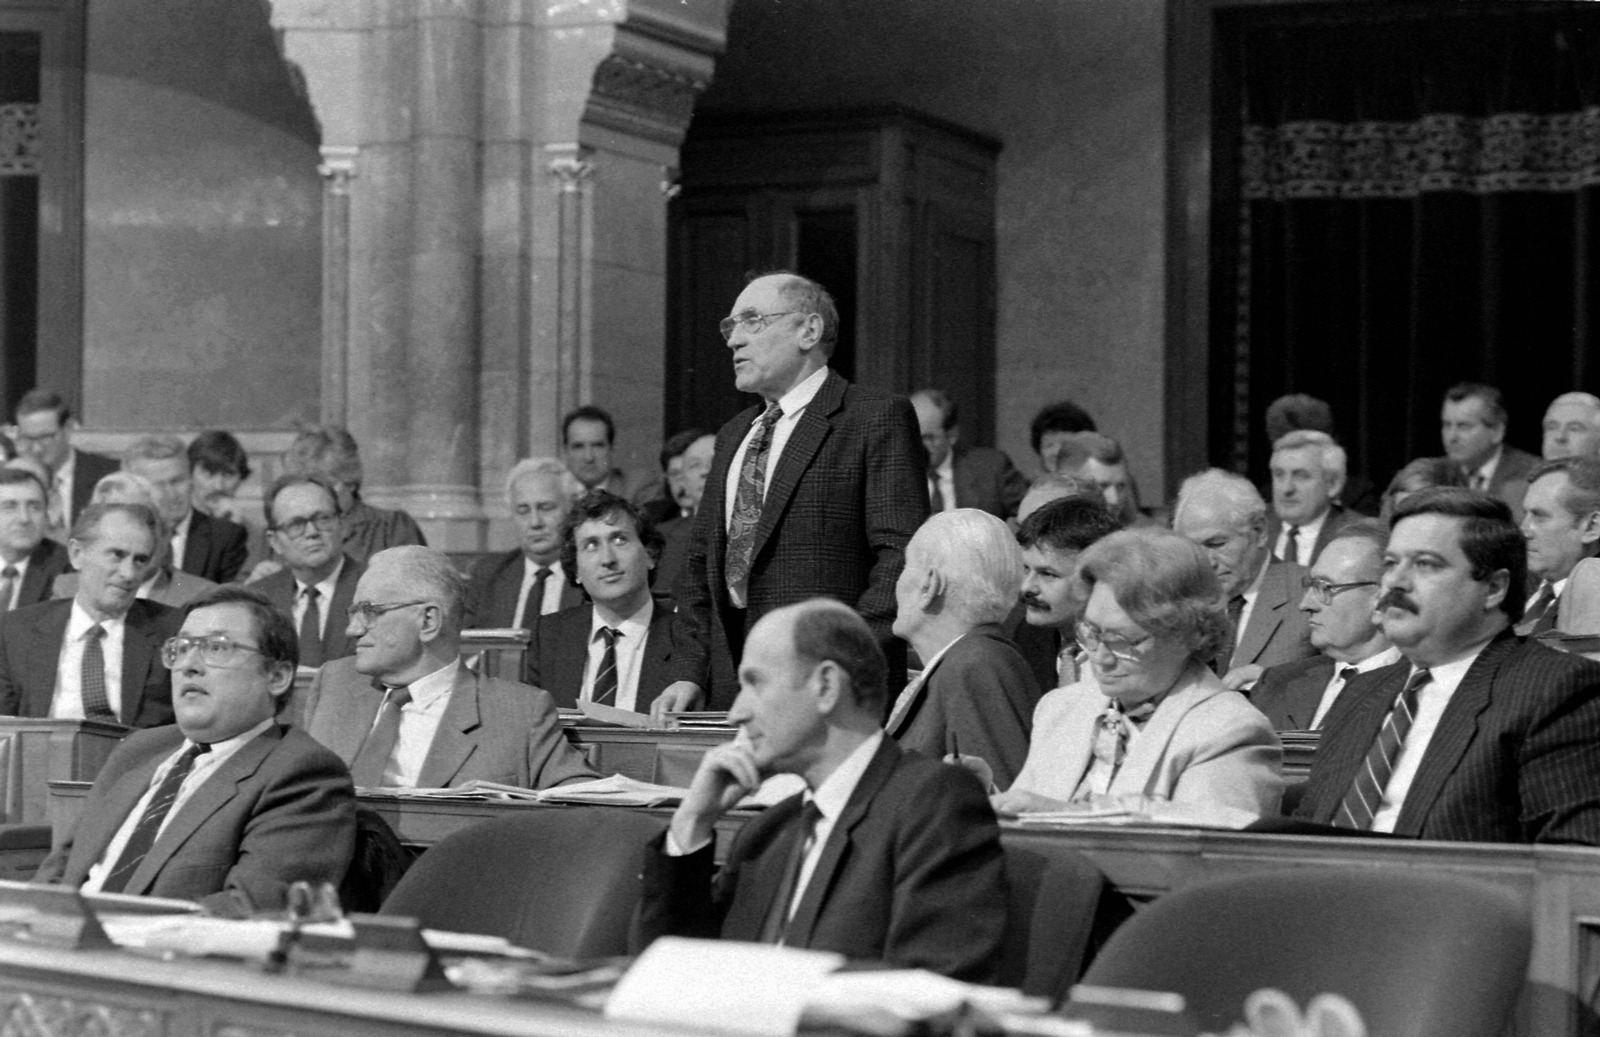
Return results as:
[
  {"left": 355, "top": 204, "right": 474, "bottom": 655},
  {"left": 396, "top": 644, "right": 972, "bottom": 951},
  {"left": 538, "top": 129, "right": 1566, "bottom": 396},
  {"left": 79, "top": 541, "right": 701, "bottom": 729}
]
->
[{"left": 989, "top": 527, "right": 1283, "bottom": 824}]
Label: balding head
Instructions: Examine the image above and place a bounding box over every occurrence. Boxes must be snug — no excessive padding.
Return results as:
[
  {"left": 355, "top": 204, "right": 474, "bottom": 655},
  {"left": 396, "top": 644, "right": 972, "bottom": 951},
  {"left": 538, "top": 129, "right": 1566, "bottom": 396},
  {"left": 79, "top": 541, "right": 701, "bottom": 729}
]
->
[
  {"left": 1543, "top": 392, "right": 1600, "bottom": 460},
  {"left": 1173, "top": 469, "right": 1271, "bottom": 598},
  {"left": 893, "top": 510, "right": 1023, "bottom": 650}
]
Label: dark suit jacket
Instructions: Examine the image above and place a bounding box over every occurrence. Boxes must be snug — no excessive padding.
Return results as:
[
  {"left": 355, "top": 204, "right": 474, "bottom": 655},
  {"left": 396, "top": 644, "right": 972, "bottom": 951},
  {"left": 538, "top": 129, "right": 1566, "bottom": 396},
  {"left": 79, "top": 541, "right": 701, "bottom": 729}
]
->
[
  {"left": 1488, "top": 444, "right": 1540, "bottom": 518},
  {"left": 15, "top": 538, "right": 70, "bottom": 609},
  {"left": 669, "top": 370, "right": 928, "bottom": 706},
  {"left": 180, "top": 509, "right": 249, "bottom": 584},
  {"left": 949, "top": 445, "right": 1029, "bottom": 519},
  {"left": 0, "top": 597, "right": 182, "bottom": 727},
  {"left": 525, "top": 600, "right": 676, "bottom": 712},
  {"left": 634, "top": 737, "right": 1007, "bottom": 981},
  {"left": 248, "top": 557, "right": 364, "bottom": 663},
  {"left": 1002, "top": 601, "right": 1064, "bottom": 693},
  {"left": 1251, "top": 655, "right": 1336, "bottom": 730},
  {"left": 340, "top": 499, "right": 426, "bottom": 565},
  {"left": 34, "top": 723, "right": 355, "bottom": 913},
  {"left": 1294, "top": 633, "right": 1600, "bottom": 843},
  {"left": 1230, "top": 559, "right": 1317, "bottom": 672},
  {"left": 1265, "top": 504, "right": 1362, "bottom": 567},
  {"left": 653, "top": 514, "right": 694, "bottom": 604},
  {"left": 888, "top": 625, "right": 1041, "bottom": 789},
  {"left": 463, "top": 549, "right": 584, "bottom": 629},
  {"left": 68, "top": 450, "right": 120, "bottom": 521},
  {"left": 304, "top": 657, "right": 598, "bottom": 789}
]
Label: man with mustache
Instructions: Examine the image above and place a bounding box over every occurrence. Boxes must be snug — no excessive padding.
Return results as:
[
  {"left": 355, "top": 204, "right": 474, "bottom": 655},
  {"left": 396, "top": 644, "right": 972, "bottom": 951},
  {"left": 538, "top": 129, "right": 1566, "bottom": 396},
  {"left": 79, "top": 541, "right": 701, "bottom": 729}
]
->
[
  {"left": 1012, "top": 494, "right": 1123, "bottom": 689},
  {"left": 1293, "top": 488, "right": 1600, "bottom": 842}
]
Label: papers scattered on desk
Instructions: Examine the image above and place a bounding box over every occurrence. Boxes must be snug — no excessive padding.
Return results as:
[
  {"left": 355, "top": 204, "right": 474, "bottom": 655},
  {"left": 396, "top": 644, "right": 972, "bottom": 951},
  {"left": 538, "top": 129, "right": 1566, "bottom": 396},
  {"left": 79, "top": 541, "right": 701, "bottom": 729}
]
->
[
  {"left": 577, "top": 700, "right": 651, "bottom": 728},
  {"left": 98, "top": 913, "right": 540, "bottom": 962},
  {"left": 606, "top": 937, "right": 844, "bottom": 1036},
  {"left": 355, "top": 771, "right": 806, "bottom": 810},
  {"left": 1011, "top": 800, "right": 1261, "bottom": 830},
  {"left": 669, "top": 711, "right": 734, "bottom": 730}
]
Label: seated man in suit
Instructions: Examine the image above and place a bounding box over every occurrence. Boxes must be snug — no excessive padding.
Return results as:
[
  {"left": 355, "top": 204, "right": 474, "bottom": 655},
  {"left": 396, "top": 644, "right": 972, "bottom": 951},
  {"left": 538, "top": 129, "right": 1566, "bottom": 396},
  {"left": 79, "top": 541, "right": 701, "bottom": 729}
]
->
[
  {"left": 635, "top": 598, "right": 1006, "bottom": 980},
  {"left": 53, "top": 472, "right": 216, "bottom": 608},
  {"left": 249, "top": 475, "right": 362, "bottom": 669},
  {"left": 282, "top": 425, "right": 426, "bottom": 565},
  {"left": 0, "top": 502, "right": 181, "bottom": 728},
  {"left": 525, "top": 491, "right": 674, "bottom": 713},
  {"left": 123, "top": 435, "right": 248, "bottom": 585},
  {"left": 1293, "top": 488, "right": 1600, "bottom": 842},
  {"left": 0, "top": 467, "right": 70, "bottom": 610},
  {"left": 1518, "top": 456, "right": 1600, "bottom": 635},
  {"left": 1266, "top": 430, "right": 1361, "bottom": 567},
  {"left": 1012, "top": 494, "right": 1123, "bottom": 689},
  {"left": 1442, "top": 382, "right": 1538, "bottom": 520},
  {"left": 1541, "top": 391, "right": 1600, "bottom": 461},
  {"left": 1052, "top": 432, "right": 1145, "bottom": 528},
  {"left": 463, "top": 458, "right": 584, "bottom": 629},
  {"left": 1174, "top": 469, "right": 1315, "bottom": 691},
  {"left": 1252, "top": 521, "right": 1399, "bottom": 730},
  {"left": 911, "top": 389, "right": 1028, "bottom": 520},
  {"left": 12, "top": 388, "right": 119, "bottom": 540},
  {"left": 651, "top": 430, "right": 714, "bottom": 595},
  {"left": 305, "top": 545, "right": 598, "bottom": 789},
  {"left": 35, "top": 585, "right": 355, "bottom": 913},
  {"left": 886, "top": 510, "right": 1040, "bottom": 789}
]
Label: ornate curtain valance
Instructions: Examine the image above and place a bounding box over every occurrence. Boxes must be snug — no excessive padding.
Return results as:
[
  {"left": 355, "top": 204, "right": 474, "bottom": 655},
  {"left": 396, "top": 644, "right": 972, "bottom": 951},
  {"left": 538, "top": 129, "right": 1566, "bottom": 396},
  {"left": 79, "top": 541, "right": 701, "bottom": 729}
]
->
[{"left": 0, "top": 103, "right": 38, "bottom": 176}]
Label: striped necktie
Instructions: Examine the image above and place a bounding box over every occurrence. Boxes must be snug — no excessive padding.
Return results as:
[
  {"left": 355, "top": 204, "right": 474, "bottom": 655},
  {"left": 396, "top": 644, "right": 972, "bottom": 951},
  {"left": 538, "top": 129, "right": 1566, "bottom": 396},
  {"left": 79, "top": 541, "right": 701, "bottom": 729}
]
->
[
  {"left": 100, "top": 741, "right": 211, "bottom": 893},
  {"left": 592, "top": 627, "right": 622, "bottom": 704},
  {"left": 1335, "top": 668, "right": 1431, "bottom": 830}
]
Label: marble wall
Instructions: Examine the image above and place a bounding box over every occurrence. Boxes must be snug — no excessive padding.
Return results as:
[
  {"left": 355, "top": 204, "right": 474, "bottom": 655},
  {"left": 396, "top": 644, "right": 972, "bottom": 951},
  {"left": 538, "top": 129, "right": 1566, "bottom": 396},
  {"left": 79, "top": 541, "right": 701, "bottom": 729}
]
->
[
  {"left": 698, "top": 0, "right": 1170, "bottom": 494},
  {"left": 81, "top": 0, "right": 323, "bottom": 432}
]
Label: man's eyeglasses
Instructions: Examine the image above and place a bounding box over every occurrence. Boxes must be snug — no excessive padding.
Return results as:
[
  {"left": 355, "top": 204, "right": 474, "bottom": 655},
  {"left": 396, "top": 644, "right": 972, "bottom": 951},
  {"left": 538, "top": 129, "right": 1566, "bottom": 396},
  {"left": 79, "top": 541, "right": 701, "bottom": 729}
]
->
[
  {"left": 161, "top": 635, "right": 267, "bottom": 670},
  {"left": 271, "top": 511, "right": 339, "bottom": 539},
  {"left": 346, "top": 600, "right": 430, "bottom": 626},
  {"left": 718, "top": 310, "right": 799, "bottom": 342},
  {"left": 1075, "top": 621, "right": 1154, "bottom": 663},
  {"left": 1299, "top": 576, "right": 1379, "bottom": 606}
]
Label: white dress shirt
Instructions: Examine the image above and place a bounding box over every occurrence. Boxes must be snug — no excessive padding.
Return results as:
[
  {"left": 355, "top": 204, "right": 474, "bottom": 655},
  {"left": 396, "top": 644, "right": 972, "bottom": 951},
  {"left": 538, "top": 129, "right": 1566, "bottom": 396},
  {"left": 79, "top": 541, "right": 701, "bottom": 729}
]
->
[
  {"left": 51, "top": 602, "right": 127, "bottom": 720},
  {"left": 292, "top": 557, "right": 344, "bottom": 641},
  {"left": 386, "top": 659, "right": 458, "bottom": 788},
  {"left": 52, "top": 451, "right": 77, "bottom": 532},
  {"left": 0, "top": 555, "right": 30, "bottom": 610},
  {"left": 1274, "top": 509, "right": 1328, "bottom": 567},
  {"left": 931, "top": 454, "right": 957, "bottom": 512},
  {"left": 169, "top": 511, "right": 192, "bottom": 571},
  {"left": 581, "top": 598, "right": 654, "bottom": 713},
  {"left": 723, "top": 366, "right": 830, "bottom": 608},
  {"left": 512, "top": 558, "right": 570, "bottom": 628},
  {"left": 1370, "top": 642, "right": 1490, "bottom": 833},
  {"left": 1308, "top": 645, "right": 1403, "bottom": 729},
  {"left": 82, "top": 717, "right": 275, "bottom": 892}
]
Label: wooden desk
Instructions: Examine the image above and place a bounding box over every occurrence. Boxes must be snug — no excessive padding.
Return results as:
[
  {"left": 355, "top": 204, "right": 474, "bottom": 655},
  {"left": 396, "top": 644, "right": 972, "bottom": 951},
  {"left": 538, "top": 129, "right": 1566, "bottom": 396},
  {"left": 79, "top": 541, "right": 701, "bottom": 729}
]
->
[
  {"left": 0, "top": 719, "right": 126, "bottom": 825},
  {"left": 560, "top": 726, "right": 733, "bottom": 785}
]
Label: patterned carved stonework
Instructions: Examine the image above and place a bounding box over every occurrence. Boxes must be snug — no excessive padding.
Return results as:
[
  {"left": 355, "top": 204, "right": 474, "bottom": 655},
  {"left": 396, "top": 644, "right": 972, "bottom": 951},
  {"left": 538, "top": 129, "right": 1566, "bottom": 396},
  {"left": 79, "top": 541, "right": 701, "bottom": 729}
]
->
[
  {"left": 591, "top": 55, "right": 705, "bottom": 124},
  {"left": 0, "top": 104, "right": 40, "bottom": 177},
  {"left": 0, "top": 990, "right": 164, "bottom": 1037}
]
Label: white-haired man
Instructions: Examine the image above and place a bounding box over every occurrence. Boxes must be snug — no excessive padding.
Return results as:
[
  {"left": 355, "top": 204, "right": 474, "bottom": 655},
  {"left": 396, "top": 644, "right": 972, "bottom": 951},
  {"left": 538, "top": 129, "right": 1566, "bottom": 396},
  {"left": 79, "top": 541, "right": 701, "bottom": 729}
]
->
[
  {"left": 1174, "top": 468, "right": 1316, "bottom": 690},
  {"left": 1543, "top": 392, "right": 1600, "bottom": 461},
  {"left": 885, "top": 510, "right": 1041, "bottom": 789},
  {"left": 463, "top": 458, "right": 585, "bottom": 629},
  {"left": 1266, "top": 430, "right": 1360, "bottom": 567}
]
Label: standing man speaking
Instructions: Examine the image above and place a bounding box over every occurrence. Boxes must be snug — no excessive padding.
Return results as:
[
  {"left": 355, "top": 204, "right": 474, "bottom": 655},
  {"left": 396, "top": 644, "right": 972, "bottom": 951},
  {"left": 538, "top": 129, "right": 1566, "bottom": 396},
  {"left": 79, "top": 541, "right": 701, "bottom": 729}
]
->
[{"left": 656, "top": 273, "right": 927, "bottom": 715}]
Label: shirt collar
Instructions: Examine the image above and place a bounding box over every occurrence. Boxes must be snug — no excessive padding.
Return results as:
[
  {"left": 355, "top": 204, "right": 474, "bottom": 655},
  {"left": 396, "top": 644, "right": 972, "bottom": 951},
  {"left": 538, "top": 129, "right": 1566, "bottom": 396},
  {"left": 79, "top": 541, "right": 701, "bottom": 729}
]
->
[
  {"left": 1411, "top": 635, "right": 1495, "bottom": 688},
  {"left": 1472, "top": 446, "right": 1505, "bottom": 485},
  {"left": 401, "top": 658, "right": 459, "bottom": 710},
  {"left": 299, "top": 555, "right": 345, "bottom": 601},
  {"left": 807, "top": 730, "right": 884, "bottom": 819},
  {"left": 1350, "top": 644, "right": 1403, "bottom": 674},
  {"left": 201, "top": 716, "right": 275, "bottom": 756},
  {"left": 772, "top": 366, "right": 830, "bottom": 417},
  {"left": 590, "top": 597, "right": 654, "bottom": 641},
  {"left": 68, "top": 598, "right": 127, "bottom": 635}
]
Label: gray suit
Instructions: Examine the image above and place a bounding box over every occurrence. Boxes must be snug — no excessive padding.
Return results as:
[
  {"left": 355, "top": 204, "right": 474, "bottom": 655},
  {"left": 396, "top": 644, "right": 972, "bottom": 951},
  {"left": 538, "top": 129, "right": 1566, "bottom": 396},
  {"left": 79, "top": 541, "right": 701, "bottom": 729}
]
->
[{"left": 1229, "top": 559, "right": 1317, "bottom": 672}]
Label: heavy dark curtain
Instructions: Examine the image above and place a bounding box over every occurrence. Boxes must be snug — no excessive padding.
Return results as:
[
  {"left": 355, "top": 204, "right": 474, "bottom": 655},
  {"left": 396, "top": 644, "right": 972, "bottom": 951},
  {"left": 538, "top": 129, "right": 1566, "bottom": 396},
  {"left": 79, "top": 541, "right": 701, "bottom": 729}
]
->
[{"left": 1213, "top": 3, "right": 1600, "bottom": 491}]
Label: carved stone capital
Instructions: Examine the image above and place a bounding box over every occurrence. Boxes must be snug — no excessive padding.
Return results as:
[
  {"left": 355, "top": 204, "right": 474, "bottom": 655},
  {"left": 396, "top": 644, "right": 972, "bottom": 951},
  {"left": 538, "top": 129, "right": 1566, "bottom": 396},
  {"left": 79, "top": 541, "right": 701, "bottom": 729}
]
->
[
  {"left": 317, "top": 145, "right": 359, "bottom": 196},
  {"left": 585, "top": 55, "right": 708, "bottom": 148},
  {"left": 545, "top": 144, "right": 596, "bottom": 193}
]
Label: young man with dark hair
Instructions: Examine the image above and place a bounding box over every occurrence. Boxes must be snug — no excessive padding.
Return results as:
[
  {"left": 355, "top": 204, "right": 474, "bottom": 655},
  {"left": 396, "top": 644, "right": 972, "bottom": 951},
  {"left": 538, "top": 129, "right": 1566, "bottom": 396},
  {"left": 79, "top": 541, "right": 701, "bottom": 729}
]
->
[{"left": 1012, "top": 495, "right": 1123, "bottom": 688}]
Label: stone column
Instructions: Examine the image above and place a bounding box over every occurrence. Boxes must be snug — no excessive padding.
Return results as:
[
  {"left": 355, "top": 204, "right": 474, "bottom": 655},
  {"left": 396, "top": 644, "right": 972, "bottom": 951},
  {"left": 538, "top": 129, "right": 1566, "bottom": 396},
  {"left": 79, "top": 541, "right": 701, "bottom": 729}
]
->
[
  {"left": 316, "top": 145, "right": 357, "bottom": 426},
  {"left": 546, "top": 143, "right": 595, "bottom": 422}
]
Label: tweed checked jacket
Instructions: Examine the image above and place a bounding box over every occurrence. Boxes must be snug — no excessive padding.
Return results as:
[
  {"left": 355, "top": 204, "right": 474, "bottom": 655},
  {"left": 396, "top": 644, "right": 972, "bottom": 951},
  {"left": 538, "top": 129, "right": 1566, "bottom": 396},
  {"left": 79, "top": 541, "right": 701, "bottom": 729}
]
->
[
  {"left": 1294, "top": 631, "right": 1600, "bottom": 843},
  {"left": 669, "top": 370, "right": 928, "bottom": 707}
]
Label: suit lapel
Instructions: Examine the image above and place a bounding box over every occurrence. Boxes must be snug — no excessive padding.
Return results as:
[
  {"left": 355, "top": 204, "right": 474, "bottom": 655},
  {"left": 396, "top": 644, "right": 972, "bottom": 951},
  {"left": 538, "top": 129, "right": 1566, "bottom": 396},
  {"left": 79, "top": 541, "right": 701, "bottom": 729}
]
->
[
  {"left": 550, "top": 607, "right": 592, "bottom": 708},
  {"left": 417, "top": 667, "right": 480, "bottom": 788},
  {"left": 182, "top": 512, "right": 207, "bottom": 573},
  {"left": 1312, "top": 667, "right": 1404, "bottom": 822},
  {"left": 784, "top": 738, "right": 898, "bottom": 948},
  {"left": 1392, "top": 636, "right": 1509, "bottom": 834},
  {"left": 1111, "top": 665, "right": 1213, "bottom": 795},
  {"left": 1234, "top": 563, "right": 1289, "bottom": 666},
  {"left": 885, "top": 648, "right": 947, "bottom": 738},
  {"left": 750, "top": 372, "right": 844, "bottom": 564},
  {"left": 637, "top": 606, "right": 675, "bottom": 712},
  {"left": 323, "top": 558, "right": 362, "bottom": 658},
  {"left": 28, "top": 603, "right": 71, "bottom": 717},
  {"left": 120, "top": 606, "right": 161, "bottom": 725},
  {"left": 126, "top": 727, "right": 281, "bottom": 895},
  {"left": 1283, "top": 658, "right": 1335, "bottom": 729},
  {"left": 72, "top": 739, "right": 175, "bottom": 877}
]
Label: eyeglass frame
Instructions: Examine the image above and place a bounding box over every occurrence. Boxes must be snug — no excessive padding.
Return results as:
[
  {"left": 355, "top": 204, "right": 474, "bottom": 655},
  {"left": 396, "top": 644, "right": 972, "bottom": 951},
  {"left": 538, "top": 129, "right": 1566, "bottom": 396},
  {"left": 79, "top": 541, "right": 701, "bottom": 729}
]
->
[
  {"left": 161, "top": 635, "right": 268, "bottom": 670},
  {"left": 345, "top": 599, "right": 431, "bottom": 627},
  {"left": 718, "top": 310, "right": 801, "bottom": 342},
  {"left": 269, "top": 510, "right": 340, "bottom": 540},
  {"left": 1075, "top": 620, "right": 1155, "bottom": 664},
  {"left": 1298, "top": 576, "right": 1380, "bottom": 606}
]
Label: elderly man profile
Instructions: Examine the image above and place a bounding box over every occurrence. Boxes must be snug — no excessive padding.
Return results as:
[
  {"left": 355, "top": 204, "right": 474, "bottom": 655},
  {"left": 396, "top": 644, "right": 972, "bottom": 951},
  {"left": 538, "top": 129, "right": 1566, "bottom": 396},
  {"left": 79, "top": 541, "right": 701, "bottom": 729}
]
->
[
  {"left": 986, "top": 528, "right": 1281, "bottom": 824},
  {"left": 1441, "top": 382, "right": 1538, "bottom": 519},
  {"left": 634, "top": 598, "right": 1007, "bottom": 980},
  {"left": 1292, "top": 489, "right": 1600, "bottom": 842},
  {"left": 305, "top": 546, "right": 597, "bottom": 789},
  {"left": 34, "top": 585, "right": 355, "bottom": 913},
  {"left": 1173, "top": 469, "right": 1315, "bottom": 691},
  {"left": 910, "top": 389, "right": 1028, "bottom": 519},
  {"left": 249, "top": 476, "right": 363, "bottom": 669},
  {"left": 1542, "top": 392, "right": 1600, "bottom": 461},
  {"left": 1517, "top": 457, "right": 1600, "bottom": 635},
  {"left": 12, "top": 389, "right": 118, "bottom": 537},
  {"left": 1251, "top": 521, "right": 1399, "bottom": 731},
  {"left": 0, "top": 467, "right": 70, "bottom": 611},
  {"left": 885, "top": 510, "right": 1040, "bottom": 790},
  {"left": 54, "top": 472, "right": 215, "bottom": 608},
  {"left": 464, "top": 458, "right": 584, "bottom": 630},
  {"left": 1266, "top": 430, "right": 1359, "bottom": 567},
  {"left": 0, "top": 502, "right": 182, "bottom": 728},
  {"left": 525, "top": 490, "right": 676, "bottom": 713},
  {"left": 123, "top": 435, "right": 247, "bottom": 584},
  {"left": 658, "top": 271, "right": 927, "bottom": 715}
]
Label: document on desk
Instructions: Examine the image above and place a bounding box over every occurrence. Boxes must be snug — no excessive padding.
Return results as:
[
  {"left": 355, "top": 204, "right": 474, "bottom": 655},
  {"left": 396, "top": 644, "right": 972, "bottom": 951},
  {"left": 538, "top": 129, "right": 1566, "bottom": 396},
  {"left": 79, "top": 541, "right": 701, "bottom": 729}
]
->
[
  {"left": 1012, "top": 800, "right": 1260, "bottom": 830},
  {"left": 606, "top": 936, "right": 843, "bottom": 1037}
]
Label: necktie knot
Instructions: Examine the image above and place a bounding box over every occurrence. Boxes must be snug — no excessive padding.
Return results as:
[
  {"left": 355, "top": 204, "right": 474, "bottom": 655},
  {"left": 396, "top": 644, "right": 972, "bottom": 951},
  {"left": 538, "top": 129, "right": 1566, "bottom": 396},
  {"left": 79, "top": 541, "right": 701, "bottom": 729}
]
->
[
  {"left": 599, "top": 626, "right": 622, "bottom": 647},
  {"left": 302, "top": 585, "right": 319, "bottom": 603},
  {"left": 1, "top": 566, "right": 17, "bottom": 580},
  {"left": 535, "top": 566, "right": 551, "bottom": 580},
  {"left": 386, "top": 686, "right": 413, "bottom": 710},
  {"left": 86, "top": 623, "right": 105, "bottom": 643},
  {"left": 1340, "top": 666, "right": 1360, "bottom": 682}
]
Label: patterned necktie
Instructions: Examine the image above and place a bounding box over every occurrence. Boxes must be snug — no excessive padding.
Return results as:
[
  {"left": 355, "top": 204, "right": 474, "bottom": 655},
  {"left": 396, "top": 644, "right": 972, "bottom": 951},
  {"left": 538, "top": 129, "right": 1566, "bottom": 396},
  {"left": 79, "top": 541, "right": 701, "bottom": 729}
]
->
[
  {"left": 1082, "top": 699, "right": 1158, "bottom": 797},
  {"left": 1335, "top": 667, "right": 1431, "bottom": 830},
  {"left": 592, "top": 627, "right": 622, "bottom": 704},
  {"left": 298, "top": 586, "right": 323, "bottom": 669},
  {"left": 725, "top": 402, "right": 783, "bottom": 596},
  {"left": 1280, "top": 525, "right": 1300, "bottom": 565},
  {"left": 81, "top": 624, "right": 115, "bottom": 722},
  {"left": 349, "top": 685, "right": 413, "bottom": 788},
  {"left": 523, "top": 566, "right": 551, "bottom": 629},
  {"left": 100, "top": 741, "right": 210, "bottom": 893},
  {"left": 758, "top": 799, "right": 823, "bottom": 944},
  {"left": 1214, "top": 594, "right": 1246, "bottom": 672},
  {"left": 0, "top": 565, "right": 18, "bottom": 612},
  {"left": 929, "top": 477, "right": 945, "bottom": 512},
  {"left": 1517, "top": 582, "right": 1558, "bottom": 636}
]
